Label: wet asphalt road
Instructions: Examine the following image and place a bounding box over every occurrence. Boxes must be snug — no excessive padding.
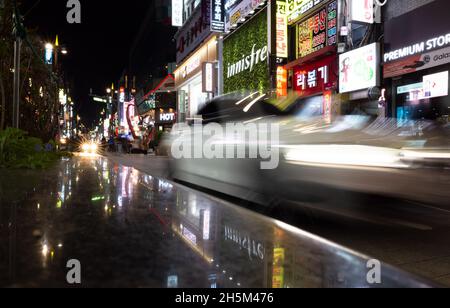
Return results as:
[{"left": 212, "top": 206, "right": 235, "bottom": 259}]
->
[
  {"left": 106, "top": 154, "right": 450, "bottom": 287},
  {"left": 0, "top": 155, "right": 434, "bottom": 288}
]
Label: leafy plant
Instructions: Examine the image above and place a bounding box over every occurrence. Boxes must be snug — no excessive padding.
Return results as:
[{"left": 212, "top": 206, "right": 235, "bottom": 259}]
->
[
  {"left": 0, "top": 128, "right": 68, "bottom": 169},
  {"left": 223, "top": 9, "right": 270, "bottom": 94}
]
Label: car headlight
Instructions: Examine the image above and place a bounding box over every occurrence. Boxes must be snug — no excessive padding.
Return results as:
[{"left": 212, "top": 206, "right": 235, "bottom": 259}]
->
[{"left": 82, "top": 144, "right": 91, "bottom": 152}]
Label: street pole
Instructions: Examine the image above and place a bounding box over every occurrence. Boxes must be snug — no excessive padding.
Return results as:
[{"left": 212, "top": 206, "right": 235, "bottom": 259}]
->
[
  {"left": 12, "top": 37, "right": 21, "bottom": 129},
  {"left": 268, "top": 0, "right": 277, "bottom": 95}
]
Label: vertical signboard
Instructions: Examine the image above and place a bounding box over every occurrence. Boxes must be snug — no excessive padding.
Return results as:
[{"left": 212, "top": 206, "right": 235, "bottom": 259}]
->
[
  {"left": 323, "top": 90, "right": 332, "bottom": 124},
  {"left": 211, "top": 0, "right": 226, "bottom": 32},
  {"left": 276, "top": 1, "right": 288, "bottom": 58},
  {"left": 276, "top": 66, "right": 288, "bottom": 97},
  {"left": 172, "top": 0, "right": 184, "bottom": 27},
  {"left": 202, "top": 62, "right": 216, "bottom": 93}
]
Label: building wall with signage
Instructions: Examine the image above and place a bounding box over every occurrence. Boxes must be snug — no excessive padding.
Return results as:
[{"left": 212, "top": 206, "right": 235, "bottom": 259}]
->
[
  {"left": 282, "top": 0, "right": 340, "bottom": 119},
  {"left": 383, "top": 0, "right": 450, "bottom": 122},
  {"left": 384, "top": 0, "right": 434, "bottom": 20},
  {"left": 175, "top": 0, "right": 212, "bottom": 64},
  {"left": 294, "top": 1, "right": 337, "bottom": 59},
  {"left": 174, "top": 36, "right": 218, "bottom": 122},
  {"left": 223, "top": 8, "right": 269, "bottom": 94}
]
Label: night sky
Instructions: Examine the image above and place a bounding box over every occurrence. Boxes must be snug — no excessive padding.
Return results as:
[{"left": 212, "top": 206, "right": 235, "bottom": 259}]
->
[{"left": 20, "top": 0, "right": 157, "bottom": 127}]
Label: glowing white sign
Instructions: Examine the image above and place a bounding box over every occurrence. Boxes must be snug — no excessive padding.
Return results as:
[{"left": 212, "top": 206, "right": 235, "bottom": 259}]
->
[
  {"left": 172, "top": 0, "right": 184, "bottom": 27},
  {"left": 160, "top": 113, "right": 176, "bottom": 122},
  {"left": 339, "top": 43, "right": 380, "bottom": 93},
  {"left": 423, "top": 71, "right": 449, "bottom": 99},
  {"left": 349, "top": 0, "right": 374, "bottom": 24}
]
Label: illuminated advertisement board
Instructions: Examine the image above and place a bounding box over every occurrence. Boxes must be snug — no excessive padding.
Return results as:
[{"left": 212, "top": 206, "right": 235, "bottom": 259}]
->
[
  {"left": 293, "top": 55, "right": 337, "bottom": 96},
  {"left": 211, "top": 0, "right": 226, "bottom": 32},
  {"left": 349, "top": 0, "right": 374, "bottom": 24},
  {"left": 225, "top": 0, "right": 266, "bottom": 32},
  {"left": 172, "top": 0, "right": 184, "bottom": 27},
  {"left": 287, "top": 0, "right": 328, "bottom": 24},
  {"left": 423, "top": 71, "right": 449, "bottom": 98},
  {"left": 339, "top": 43, "right": 380, "bottom": 93},
  {"left": 296, "top": 1, "right": 337, "bottom": 58},
  {"left": 276, "top": 1, "right": 288, "bottom": 58},
  {"left": 276, "top": 66, "right": 288, "bottom": 97}
]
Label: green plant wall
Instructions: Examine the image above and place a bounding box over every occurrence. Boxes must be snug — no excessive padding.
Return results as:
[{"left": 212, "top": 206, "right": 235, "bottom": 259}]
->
[{"left": 223, "top": 9, "right": 269, "bottom": 94}]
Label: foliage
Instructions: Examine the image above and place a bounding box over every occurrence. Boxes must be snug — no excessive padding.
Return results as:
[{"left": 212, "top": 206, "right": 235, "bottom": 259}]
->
[
  {"left": 223, "top": 9, "right": 269, "bottom": 94},
  {"left": 0, "top": 0, "right": 61, "bottom": 141},
  {"left": 0, "top": 128, "right": 69, "bottom": 169}
]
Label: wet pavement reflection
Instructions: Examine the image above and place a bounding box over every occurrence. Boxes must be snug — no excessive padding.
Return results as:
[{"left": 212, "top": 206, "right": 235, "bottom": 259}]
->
[{"left": 0, "top": 156, "right": 434, "bottom": 288}]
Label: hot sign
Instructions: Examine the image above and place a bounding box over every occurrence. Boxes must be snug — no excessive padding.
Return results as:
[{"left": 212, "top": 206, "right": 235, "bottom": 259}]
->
[{"left": 293, "top": 55, "right": 337, "bottom": 96}]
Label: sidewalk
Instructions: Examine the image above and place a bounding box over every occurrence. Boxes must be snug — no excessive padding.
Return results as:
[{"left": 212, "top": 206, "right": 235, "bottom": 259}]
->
[{"left": 104, "top": 152, "right": 171, "bottom": 179}]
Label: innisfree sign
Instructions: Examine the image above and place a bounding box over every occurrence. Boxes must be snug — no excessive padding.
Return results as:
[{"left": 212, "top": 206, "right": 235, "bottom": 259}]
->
[
  {"left": 223, "top": 8, "right": 269, "bottom": 93},
  {"left": 226, "top": 44, "right": 268, "bottom": 78}
]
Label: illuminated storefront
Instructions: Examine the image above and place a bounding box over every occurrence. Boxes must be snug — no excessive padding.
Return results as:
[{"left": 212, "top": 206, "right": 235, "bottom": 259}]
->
[
  {"left": 174, "top": 36, "right": 218, "bottom": 123},
  {"left": 383, "top": 0, "right": 450, "bottom": 123},
  {"left": 137, "top": 75, "right": 177, "bottom": 132},
  {"left": 284, "top": 0, "right": 340, "bottom": 121}
]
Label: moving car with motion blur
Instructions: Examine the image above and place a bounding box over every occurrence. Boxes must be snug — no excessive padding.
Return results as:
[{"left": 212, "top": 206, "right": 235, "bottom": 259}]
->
[{"left": 163, "top": 91, "right": 450, "bottom": 209}]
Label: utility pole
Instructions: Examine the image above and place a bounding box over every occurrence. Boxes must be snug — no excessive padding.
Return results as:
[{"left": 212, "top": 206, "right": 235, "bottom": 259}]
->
[
  {"left": 12, "top": 37, "right": 21, "bottom": 129},
  {"left": 268, "top": 0, "right": 277, "bottom": 95},
  {"left": 12, "top": 2, "right": 24, "bottom": 129}
]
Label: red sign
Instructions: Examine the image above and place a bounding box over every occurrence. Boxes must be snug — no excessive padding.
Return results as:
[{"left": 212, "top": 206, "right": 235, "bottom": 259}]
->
[{"left": 293, "top": 55, "right": 337, "bottom": 97}]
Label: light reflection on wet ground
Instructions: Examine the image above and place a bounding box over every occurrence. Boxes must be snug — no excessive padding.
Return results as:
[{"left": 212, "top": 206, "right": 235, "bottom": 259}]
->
[{"left": 0, "top": 156, "right": 435, "bottom": 288}]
